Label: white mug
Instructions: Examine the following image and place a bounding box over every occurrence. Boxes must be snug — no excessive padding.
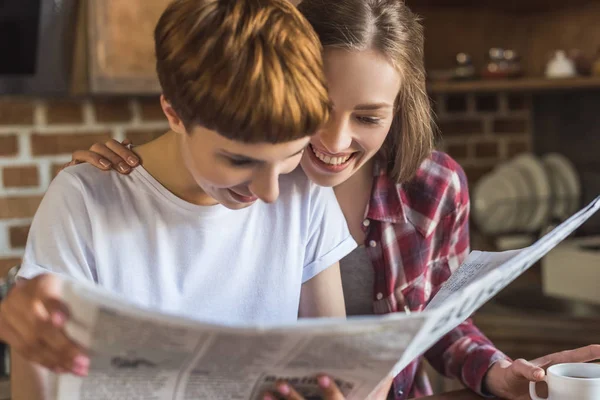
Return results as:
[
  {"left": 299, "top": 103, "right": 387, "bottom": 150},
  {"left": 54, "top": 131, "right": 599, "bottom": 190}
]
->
[{"left": 529, "top": 363, "right": 600, "bottom": 400}]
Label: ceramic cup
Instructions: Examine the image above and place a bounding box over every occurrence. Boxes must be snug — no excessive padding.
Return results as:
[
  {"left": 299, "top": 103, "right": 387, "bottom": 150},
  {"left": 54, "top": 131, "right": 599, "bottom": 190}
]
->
[{"left": 529, "top": 363, "right": 600, "bottom": 400}]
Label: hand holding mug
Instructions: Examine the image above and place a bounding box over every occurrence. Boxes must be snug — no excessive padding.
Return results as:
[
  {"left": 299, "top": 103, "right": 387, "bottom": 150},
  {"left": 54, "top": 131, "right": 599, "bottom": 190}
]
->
[{"left": 530, "top": 363, "right": 600, "bottom": 400}]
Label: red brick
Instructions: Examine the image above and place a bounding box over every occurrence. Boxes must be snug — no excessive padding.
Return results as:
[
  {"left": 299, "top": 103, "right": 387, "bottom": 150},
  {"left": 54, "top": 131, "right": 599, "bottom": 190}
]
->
[
  {"left": 46, "top": 99, "right": 84, "bottom": 124},
  {"left": 125, "top": 129, "right": 165, "bottom": 145},
  {"left": 438, "top": 119, "right": 483, "bottom": 136},
  {"left": 493, "top": 118, "right": 529, "bottom": 134},
  {"left": 51, "top": 162, "right": 70, "bottom": 179},
  {"left": 507, "top": 140, "right": 530, "bottom": 157},
  {"left": 31, "top": 132, "right": 112, "bottom": 156},
  {"left": 137, "top": 97, "right": 166, "bottom": 121},
  {"left": 474, "top": 141, "right": 499, "bottom": 158},
  {"left": 9, "top": 225, "right": 30, "bottom": 248},
  {"left": 0, "top": 258, "right": 21, "bottom": 278},
  {"left": 0, "top": 196, "right": 43, "bottom": 219},
  {"left": 0, "top": 98, "right": 34, "bottom": 125},
  {"left": 463, "top": 165, "right": 494, "bottom": 184},
  {"left": 446, "top": 143, "right": 469, "bottom": 160},
  {"left": 2, "top": 165, "right": 39, "bottom": 187},
  {"left": 0, "top": 135, "right": 18, "bottom": 156},
  {"left": 94, "top": 98, "right": 132, "bottom": 122}
]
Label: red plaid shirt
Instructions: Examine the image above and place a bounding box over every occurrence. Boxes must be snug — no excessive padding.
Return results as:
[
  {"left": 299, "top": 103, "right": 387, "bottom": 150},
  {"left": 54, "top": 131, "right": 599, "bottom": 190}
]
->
[{"left": 362, "top": 151, "right": 508, "bottom": 399}]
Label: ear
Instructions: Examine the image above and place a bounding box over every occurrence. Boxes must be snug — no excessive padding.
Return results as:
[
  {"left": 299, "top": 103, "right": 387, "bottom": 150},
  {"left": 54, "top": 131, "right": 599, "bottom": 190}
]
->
[{"left": 160, "top": 95, "right": 187, "bottom": 134}]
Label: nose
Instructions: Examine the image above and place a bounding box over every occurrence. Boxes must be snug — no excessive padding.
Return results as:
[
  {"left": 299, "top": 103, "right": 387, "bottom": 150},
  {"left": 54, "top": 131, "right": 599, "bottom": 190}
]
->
[
  {"left": 318, "top": 115, "right": 353, "bottom": 154},
  {"left": 249, "top": 168, "right": 280, "bottom": 204}
]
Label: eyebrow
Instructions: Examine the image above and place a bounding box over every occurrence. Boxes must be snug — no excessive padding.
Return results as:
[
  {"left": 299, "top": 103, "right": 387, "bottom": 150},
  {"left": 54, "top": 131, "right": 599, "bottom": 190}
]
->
[
  {"left": 221, "top": 147, "right": 305, "bottom": 163},
  {"left": 353, "top": 102, "right": 394, "bottom": 111}
]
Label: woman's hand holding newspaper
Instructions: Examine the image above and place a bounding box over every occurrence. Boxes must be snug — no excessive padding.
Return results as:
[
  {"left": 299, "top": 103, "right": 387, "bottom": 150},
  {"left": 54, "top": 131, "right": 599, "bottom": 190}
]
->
[{"left": 0, "top": 274, "right": 89, "bottom": 376}]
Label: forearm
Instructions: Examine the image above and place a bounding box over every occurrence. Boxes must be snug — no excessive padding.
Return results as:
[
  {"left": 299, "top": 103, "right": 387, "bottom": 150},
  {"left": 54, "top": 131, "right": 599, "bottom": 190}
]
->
[
  {"left": 424, "top": 319, "right": 509, "bottom": 395},
  {"left": 11, "top": 349, "right": 53, "bottom": 400}
]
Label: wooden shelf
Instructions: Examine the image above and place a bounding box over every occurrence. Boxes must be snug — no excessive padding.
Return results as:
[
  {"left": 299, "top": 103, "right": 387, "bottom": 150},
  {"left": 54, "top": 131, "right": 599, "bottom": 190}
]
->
[
  {"left": 427, "top": 77, "right": 600, "bottom": 94},
  {"left": 407, "top": 0, "right": 595, "bottom": 13}
]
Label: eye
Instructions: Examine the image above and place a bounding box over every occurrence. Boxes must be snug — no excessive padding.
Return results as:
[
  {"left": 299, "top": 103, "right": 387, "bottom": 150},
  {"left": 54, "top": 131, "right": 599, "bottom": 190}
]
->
[
  {"left": 227, "top": 158, "right": 254, "bottom": 167},
  {"left": 356, "top": 115, "right": 382, "bottom": 125}
]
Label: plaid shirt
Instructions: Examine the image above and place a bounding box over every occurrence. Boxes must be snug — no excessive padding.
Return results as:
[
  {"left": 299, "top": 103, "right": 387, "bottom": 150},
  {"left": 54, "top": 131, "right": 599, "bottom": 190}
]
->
[{"left": 363, "top": 151, "right": 508, "bottom": 399}]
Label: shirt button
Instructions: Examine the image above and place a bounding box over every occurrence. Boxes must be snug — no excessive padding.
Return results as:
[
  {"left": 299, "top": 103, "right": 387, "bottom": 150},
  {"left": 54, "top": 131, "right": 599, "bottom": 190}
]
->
[
  {"left": 376, "top": 292, "right": 383, "bottom": 300},
  {"left": 397, "top": 388, "right": 404, "bottom": 397},
  {"left": 362, "top": 219, "right": 370, "bottom": 227},
  {"left": 369, "top": 240, "right": 377, "bottom": 248}
]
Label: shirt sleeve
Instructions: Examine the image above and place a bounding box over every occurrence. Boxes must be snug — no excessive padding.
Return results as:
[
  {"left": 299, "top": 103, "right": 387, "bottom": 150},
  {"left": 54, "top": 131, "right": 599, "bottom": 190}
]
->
[
  {"left": 302, "top": 184, "right": 357, "bottom": 283},
  {"left": 18, "top": 170, "right": 97, "bottom": 283},
  {"left": 424, "top": 184, "right": 510, "bottom": 396}
]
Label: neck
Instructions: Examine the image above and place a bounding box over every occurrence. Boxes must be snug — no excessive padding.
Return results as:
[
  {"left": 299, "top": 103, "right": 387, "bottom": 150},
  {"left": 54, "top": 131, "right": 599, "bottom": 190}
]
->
[
  {"left": 333, "top": 159, "right": 375, "bottom": 245},
  {"left": 134, "top": 130, "right": 217, "bottom": 206},
  {"left": 334, "top": 158, "right": 375, "bottom": 198}
]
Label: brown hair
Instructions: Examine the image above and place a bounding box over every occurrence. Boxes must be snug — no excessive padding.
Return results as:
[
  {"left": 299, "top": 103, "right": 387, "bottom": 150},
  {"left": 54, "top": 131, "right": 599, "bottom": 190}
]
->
[
  {"left": 298, "top": 0, "right": 434, "bottom": 183},
  {"left": 155, "top": 0, "right": 329, "bottom": 144}
]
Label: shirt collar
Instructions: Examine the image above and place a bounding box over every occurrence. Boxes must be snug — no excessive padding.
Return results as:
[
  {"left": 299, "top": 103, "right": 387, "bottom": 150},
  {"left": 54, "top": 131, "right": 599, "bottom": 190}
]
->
[
  {"left": 365, "top": 160, "right": 407, "bottom": 224},
  {"left": 366, "top": 157, "right": 444, "bottom": 238}
]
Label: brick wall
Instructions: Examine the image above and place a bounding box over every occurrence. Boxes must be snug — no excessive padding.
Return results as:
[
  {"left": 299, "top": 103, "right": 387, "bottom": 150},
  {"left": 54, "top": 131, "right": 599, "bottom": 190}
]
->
[
  {"left": 0, "top": 92, "right": 533, "bottom": 271},
  {"left": 434, "top": 92, "right": 533, "bottom": 183},
  {"left": 0, "top": 97, "right": 170, "bottom": 274}
]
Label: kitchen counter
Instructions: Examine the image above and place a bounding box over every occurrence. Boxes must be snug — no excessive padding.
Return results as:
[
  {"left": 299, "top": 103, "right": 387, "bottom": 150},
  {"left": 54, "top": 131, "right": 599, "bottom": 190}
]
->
[{"left": 472, "top": 264, "right": 600, "bottom": 361}]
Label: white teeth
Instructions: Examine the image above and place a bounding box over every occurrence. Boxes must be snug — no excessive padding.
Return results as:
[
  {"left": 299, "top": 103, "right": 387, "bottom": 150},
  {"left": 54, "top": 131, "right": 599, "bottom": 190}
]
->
[{"left": 311, "top": 146, "right": 351, "bottom": 166}]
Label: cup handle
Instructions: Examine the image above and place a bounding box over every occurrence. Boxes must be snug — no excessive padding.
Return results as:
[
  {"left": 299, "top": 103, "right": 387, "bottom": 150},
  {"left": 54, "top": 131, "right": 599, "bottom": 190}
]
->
[{"left": 529, "top": 376, "right": 548, "bottom": 400}]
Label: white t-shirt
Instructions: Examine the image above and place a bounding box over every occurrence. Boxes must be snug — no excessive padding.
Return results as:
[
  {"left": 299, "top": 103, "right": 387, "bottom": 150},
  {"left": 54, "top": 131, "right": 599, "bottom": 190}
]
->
[{"left": 19, "top": 164, "right": 356, "bottom": 325}]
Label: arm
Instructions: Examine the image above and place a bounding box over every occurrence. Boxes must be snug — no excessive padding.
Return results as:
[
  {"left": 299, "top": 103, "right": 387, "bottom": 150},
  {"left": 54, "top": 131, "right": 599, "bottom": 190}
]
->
[
  {"left": 298, "top": 182, "right": 356, "bottom": 319},
  {"left": 424, "top": 170, "right": 508, "bottom": 395},
  {"left": 298, "top": 262, "right": 346, "bottom": 318},
  {"left": 11, "top": 351, "right": 53, "bottom": 400},
  {"left": 424, "top": 318, "right": 507, "bottom": 395},
  {"left": 1, "top": 172, "right": 96, "bottom": 395}
]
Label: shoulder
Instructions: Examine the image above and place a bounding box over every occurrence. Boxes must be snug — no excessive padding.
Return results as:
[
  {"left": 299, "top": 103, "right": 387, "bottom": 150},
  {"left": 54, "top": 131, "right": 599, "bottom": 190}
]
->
[
  {"left": 55, "top": 163, "right": 141, "bottom": 201},
  {"left": 278, "top": 167, "right": 336, "bottom": 204},
  {"left": 58, "top": 163, "right": 122, "bottom": 188},
  {"left": 400, "top": 151, "right": 469, "bottom": 230}
]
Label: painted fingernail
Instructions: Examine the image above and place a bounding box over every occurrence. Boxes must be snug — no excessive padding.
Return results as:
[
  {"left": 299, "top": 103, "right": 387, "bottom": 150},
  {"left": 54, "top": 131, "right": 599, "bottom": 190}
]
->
[
  {"left": 127, "top": 156, "right": 139, "bottom": 166},
  {"left": 118, "top": 162, "right": 130, "bottom": 172},
  {"left": 73, "top": 355, "right": 90, "bottom": 369},
  {"left": 277, "top": 383, "right": 290, "bottom": 395},
  {"left": 318, "top": 375, "right": 331, "bottom": 388},
  {"left": 51, "top": 311, "right": 66, "bottom": 327},
  {"left": 534, "top": 370, "right": 544, "bottom": 379},
  {"left": 99, "top": 159, "right": 111, "bottom": 168},
  {"left": 72, "top": 365, "right": 88, "bottom": 376}
]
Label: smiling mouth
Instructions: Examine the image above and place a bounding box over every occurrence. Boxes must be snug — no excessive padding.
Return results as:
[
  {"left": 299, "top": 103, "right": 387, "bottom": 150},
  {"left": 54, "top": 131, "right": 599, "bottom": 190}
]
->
[
  {"left": 228, "top": 189, "right": 257, "bottom": 203},
  {"left": 309, "top": 144, "right": 357, "bottom": 171}
]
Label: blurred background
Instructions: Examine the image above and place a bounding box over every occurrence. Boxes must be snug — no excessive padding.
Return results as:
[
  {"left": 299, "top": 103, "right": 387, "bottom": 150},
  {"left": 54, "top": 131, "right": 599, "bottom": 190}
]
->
[{"left": 0, "top": 0, "right": 599, "bottom": 395}]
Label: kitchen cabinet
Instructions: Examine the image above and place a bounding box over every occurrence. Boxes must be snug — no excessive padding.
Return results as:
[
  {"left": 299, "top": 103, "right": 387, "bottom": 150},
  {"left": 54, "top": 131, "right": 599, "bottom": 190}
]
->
[
  {"left": 407, "top": 0, "right": 600, "bottom": 91},
  {"left": 76, "top": 0, "right": 171, "bottom": 94},
  {"left": 406, "top": 0, "right": 595, "bottom": 13}
]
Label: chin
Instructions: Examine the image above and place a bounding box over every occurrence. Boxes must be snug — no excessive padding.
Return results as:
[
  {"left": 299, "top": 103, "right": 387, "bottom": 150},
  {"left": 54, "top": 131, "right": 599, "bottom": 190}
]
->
[{"left": 300, "top": 160, "right": 349, "bottom": 188}]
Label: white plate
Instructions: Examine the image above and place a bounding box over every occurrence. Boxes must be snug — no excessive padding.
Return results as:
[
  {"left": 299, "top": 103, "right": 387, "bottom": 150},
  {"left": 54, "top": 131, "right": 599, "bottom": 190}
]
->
[
  {"left": 542, "top": 153, "right": 581, "bottom": 217},
  {"left": 542, "top": 155, "right": 570, "bottom": 220},
  {"left": 473, "top": 171, "right": 519, "bottom": 234},
  {"left": 491, "top": 170, "right": 522, "bottom": 232},
  {"left": 496, "top": 161, "right": 536, "bottom": 231},
  {"left": 512, "top": 153, "right": 551, "bottom": 231}
]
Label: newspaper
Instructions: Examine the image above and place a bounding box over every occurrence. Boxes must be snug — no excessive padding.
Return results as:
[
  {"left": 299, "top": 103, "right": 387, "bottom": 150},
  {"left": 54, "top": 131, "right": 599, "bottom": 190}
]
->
[{"left": 57, "top": 195, "right": 600, "bottom": 400}]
